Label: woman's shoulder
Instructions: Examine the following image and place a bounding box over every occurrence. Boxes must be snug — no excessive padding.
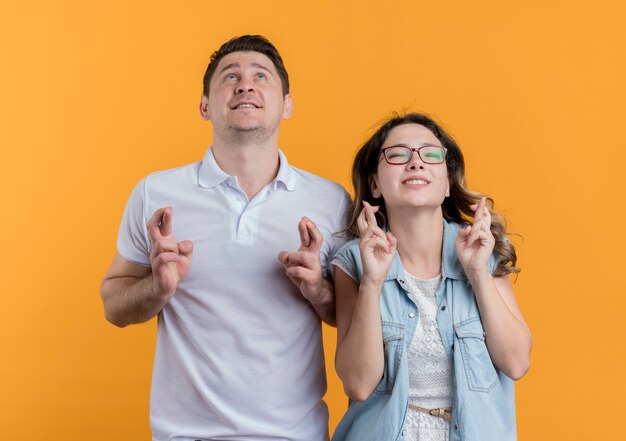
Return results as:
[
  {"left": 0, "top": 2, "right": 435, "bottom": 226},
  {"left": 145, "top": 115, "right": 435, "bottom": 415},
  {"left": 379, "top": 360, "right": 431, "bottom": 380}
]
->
[{"left": 331, "top": 238, "right": 363, "bottom": 282}]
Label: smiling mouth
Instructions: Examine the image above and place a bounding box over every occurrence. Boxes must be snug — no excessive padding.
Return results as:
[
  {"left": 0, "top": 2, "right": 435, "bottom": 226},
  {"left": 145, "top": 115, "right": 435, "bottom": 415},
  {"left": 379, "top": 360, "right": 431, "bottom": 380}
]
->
[
  {"left": 231, "top": 103, "right": 261, "bottom": 109},
  {"left": 403, "top": 179, "right": 429, "bottom": 185}
]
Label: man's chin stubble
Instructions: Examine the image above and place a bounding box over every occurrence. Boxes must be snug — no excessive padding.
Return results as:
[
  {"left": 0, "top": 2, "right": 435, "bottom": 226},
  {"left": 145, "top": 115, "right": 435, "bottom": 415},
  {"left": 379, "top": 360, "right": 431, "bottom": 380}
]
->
[{"left": 225, "top": 124, "right": 277, "bottom": 145}]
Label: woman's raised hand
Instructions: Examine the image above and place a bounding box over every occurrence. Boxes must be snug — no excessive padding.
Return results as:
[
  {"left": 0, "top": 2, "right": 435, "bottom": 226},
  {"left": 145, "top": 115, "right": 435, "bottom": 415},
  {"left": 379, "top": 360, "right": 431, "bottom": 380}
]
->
[
  {"left": 357, "top": 201, "right": 397, "bottom": 286},
  {"left": 455, "top": 197, "right": 495, "bottom": 276}
]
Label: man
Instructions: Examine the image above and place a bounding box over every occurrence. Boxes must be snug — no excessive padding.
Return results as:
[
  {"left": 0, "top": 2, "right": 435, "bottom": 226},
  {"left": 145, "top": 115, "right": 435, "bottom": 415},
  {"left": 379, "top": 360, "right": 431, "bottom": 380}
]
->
[{"left": 101, "top": 35, "right": 350, "bottom": 441}]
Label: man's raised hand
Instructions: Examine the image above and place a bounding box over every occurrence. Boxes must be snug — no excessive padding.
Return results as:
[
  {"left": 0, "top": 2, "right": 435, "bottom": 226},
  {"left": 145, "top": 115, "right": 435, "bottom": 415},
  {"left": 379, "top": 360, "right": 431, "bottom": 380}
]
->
[
  {"left": 147, "top": 207, "right": 193, "bottom": 298},
  {"left": 277, "top": 216, "right": 325, "bottom": 303}
]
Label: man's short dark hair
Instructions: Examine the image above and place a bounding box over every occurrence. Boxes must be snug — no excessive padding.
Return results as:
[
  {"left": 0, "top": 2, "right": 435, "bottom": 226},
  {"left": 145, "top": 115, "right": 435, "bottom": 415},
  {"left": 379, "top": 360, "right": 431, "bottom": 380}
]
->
[{"left": 202, "top": 35, "right": 290, "bottom": 97}]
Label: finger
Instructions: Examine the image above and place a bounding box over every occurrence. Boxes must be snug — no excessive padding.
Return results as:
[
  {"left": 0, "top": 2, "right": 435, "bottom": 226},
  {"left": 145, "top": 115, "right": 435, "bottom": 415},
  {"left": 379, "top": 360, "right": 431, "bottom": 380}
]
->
[
  {"left": 467, "top": 223, "right": 491, "bottom": 247},
  {"left": 475, "top": 197, "right": 487, "bottom": 222},
  {"left": 482, "top": 206, "right": 492, "bottom": 228},
  {"left": 360, "top": 223, "right": 386, "bottom": 243},
  {"left": 152, "top": 253, "right": 183, "bottom": 289},
  {"left": 277, "top": 251, "right": 290, "bottom": 265},
  {"left": 303, "top": 217, "right": 324, "bottom": 253},
  {"left": 466, "top": 230, "right": 479, "bottom": 247},
  {"left": 152, "top": 251, "right": 183, "bottom": 267},
  {"left": 285, "top": 265, "right": 315, "bottom": 282},
  {"left": 285, "top": 251, "right": 321, "bottom": 270},
  {"left": 284, "top": 273, "right": 300, "bottom": 288},
  {"left": 362, "top": 234, "right": 393, "bottom": 253},
  {"left": 467, "top": 228, "right": 491, "bottom": 248},
  {"left": 357, "top": 208, "right": 368, "bottom": 235},
  {"left": 160, "top": 207, "right": 173, "bottom": 237},
  {"left": 362, "top": 200, "right": 380, "bottom": 212},
  {"left": 472, "top": 200, "right": 491, "bottom": 231},
  {"left": 479, "top": 216, "right": 491, "bottom": 233},
  {"left": 147, "top": 208, "right": 168, "bottom": 243},
  {"left": 178, "top": 240, "right": 194, "bottom": 258},
  {"left": 151, "top": 237, "right": 180, "bottom": 258},
  {"left": 357, "top": 204, "right": 382, "bottom": 236},
  {"left": 362, "top": 201, "right": 379, "bottom": 227},
  {"left": 298, "top": 218, "right": 310, "bottom": 248},
  {"left": 456, "top": 225, "right": 472, "bottom": 244},
  {"left": 387, "top": 231, "right": 398, "bottom": 254},
  {"left": 369, "top": 225, "right": 390, "bottom": 246}
]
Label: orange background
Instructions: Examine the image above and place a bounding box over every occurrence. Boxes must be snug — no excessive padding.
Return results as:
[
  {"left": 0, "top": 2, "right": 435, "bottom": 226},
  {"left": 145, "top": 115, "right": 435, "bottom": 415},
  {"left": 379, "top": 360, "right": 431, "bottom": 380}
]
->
[{"left": 1, "top": 1, "right": 625, "bottom": 439}]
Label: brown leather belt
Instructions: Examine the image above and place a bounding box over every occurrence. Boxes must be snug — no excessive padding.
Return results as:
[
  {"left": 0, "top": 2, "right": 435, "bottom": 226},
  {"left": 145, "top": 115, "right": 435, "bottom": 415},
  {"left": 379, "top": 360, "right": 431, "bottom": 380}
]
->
[{"left": 408, "top": 404, "right": 452, "bottom": 422}]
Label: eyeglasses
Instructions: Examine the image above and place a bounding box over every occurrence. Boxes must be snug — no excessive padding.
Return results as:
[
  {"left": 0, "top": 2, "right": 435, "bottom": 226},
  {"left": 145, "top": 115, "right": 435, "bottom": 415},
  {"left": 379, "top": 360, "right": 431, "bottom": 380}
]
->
[{"left": 380, "top": 145, "right": 447, "bottom": 165}]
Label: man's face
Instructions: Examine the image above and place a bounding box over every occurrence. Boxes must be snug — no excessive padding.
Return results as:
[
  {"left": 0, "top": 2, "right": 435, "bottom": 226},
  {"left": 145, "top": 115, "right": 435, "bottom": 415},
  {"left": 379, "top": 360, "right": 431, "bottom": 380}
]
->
[{"left": 200, "top": 51, "right": 292, "bottom": 140}]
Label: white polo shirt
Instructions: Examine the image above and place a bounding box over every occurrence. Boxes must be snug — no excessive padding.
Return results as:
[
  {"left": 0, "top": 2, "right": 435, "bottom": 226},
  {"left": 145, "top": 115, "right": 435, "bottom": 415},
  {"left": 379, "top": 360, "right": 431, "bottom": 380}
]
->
[{"left": 117, "top": 148, "right": 350, "bottom": 441}]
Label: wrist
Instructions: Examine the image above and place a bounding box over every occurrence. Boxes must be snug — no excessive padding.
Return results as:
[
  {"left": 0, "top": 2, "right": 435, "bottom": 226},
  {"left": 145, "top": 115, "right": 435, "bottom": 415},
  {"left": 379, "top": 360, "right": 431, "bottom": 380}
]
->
[
  {"left": 148, "top": 274, "right": 175, "bottom": 301},
  {"left": 360, "top": 277, "right": 385, "bottom": 294},
  {"left": 465, "top": 268, "right": 493, "bottom": 285},
  {"left": 304, "top": 278, "right": 331, "bottom": 306}
]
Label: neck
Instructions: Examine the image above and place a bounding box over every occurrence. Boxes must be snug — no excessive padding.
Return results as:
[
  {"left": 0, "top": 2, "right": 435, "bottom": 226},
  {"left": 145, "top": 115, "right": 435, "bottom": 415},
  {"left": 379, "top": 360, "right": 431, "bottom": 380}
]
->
[
  {"left": 212, "top": 134, "right": 281, "bottom": 200},
  {"left": 387, "top": 206, "right": 444, "bottom": 278}
]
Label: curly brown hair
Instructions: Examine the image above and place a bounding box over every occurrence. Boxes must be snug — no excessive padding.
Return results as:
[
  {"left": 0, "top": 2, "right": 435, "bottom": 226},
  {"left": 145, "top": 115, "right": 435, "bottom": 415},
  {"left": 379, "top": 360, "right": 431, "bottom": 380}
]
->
[{"left": 346, "top": 112, "right": 519, "bottom": 277}]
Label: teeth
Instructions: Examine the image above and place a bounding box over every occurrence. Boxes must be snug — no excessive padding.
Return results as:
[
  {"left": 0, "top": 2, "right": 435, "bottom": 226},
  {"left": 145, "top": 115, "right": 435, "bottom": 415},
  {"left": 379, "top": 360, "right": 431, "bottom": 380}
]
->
[
  {"left": 405, "top": 179, "right": 427, "bottom": 185},
  {"left": 236, "top": 103, "right": 256, "bottom": 109}
]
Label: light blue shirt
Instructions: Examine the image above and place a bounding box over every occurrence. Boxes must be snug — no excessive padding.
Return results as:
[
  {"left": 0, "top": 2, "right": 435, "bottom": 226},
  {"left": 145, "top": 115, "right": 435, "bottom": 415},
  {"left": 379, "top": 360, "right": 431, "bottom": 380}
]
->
[
  {"left": 331, "top": 220, "right": 516, "bottom": 441},
  {"left": 118, "top": 147, "right": 350, "bottom": 441}
]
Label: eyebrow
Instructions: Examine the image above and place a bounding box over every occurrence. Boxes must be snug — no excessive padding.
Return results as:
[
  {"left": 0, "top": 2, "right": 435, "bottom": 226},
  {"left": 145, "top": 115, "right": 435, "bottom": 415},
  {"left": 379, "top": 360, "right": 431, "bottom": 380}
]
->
[
  {"left": 251, "top": 62, "right": 271, "bottom": 73},
  {"left": 218, "top": 63, "right": 240, "bottom": 75},
  {"left": 218, "top": 62, "right": 272, "bottom": 75},
  {"left": 385, "top": 142, "right": 443, "bottom": 148}
]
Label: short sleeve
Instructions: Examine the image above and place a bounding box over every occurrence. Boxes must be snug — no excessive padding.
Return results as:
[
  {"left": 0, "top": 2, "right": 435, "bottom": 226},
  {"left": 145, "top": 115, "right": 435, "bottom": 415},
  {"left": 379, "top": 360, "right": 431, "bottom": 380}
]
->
[
  {"left": 488, "top": 254, "right": 497, "bottom": 274},
  {"left": 321, "top": 189, "right": 352, "bottom": 278},
  {"left": 116, "top": 178, "right": 151, "bottom": 267},
  {"left": 330, "top": 240, "right": 361, "bottom": 283},
  {"left": 489, "top": 235, "right": 510, "bottom": 275}
]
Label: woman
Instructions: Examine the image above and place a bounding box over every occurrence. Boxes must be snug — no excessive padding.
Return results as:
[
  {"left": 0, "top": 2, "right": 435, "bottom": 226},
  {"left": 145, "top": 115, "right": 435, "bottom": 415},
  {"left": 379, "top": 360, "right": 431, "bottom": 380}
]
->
[{"left": 331, "top": 113, "right": 531, "bottom": 441}]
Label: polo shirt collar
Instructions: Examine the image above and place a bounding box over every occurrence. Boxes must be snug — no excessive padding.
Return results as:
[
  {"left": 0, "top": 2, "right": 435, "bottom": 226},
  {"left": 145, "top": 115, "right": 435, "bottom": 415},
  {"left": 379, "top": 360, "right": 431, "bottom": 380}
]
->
[
  {"left": 274, "top": 149, "right": 296, "bottom": 191},
  {"left": 197, "top": 147, "right": 296, "bottom": 191},
  {"left": 198, "top": 147, "right": 230, "bottom": 189}
]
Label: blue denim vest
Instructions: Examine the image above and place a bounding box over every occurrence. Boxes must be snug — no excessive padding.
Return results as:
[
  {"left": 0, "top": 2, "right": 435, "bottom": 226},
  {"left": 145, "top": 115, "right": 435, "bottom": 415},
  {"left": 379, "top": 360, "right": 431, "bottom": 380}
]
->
[{"left": 331, "top": 220, "right": 516, "bottom": 441}]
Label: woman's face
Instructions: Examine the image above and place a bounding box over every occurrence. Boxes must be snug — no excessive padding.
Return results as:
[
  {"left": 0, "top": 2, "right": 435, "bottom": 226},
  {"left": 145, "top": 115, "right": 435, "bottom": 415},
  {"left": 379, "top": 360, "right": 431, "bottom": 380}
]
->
[{"left": 370, "top": 123, "right": 449, "bottom": 212}]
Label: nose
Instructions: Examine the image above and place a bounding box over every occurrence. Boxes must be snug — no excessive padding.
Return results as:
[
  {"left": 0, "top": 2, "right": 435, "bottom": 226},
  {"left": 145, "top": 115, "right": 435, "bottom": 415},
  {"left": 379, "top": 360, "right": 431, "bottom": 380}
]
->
[
  {"left": 235, "top": 77, "right": 255, "bottom": 95},
  {"left": 407, "top": 148, "right": 425, "bottom": 170}
]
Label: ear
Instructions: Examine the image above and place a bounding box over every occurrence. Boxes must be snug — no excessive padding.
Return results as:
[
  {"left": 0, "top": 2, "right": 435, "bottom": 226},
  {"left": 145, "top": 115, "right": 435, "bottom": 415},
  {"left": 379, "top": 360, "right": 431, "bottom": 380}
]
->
[
  {"left": 199, "top": 95, "right": 210, "bottom": 120},
  {"left": 369, "top": 174, "right": 381, "bottom": 198},
  {"left": 445, "top": 179, "right": 450, "bottom": 197},
  {"left": 282, "top": 94, "right": 294, "bottom": 120}
]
